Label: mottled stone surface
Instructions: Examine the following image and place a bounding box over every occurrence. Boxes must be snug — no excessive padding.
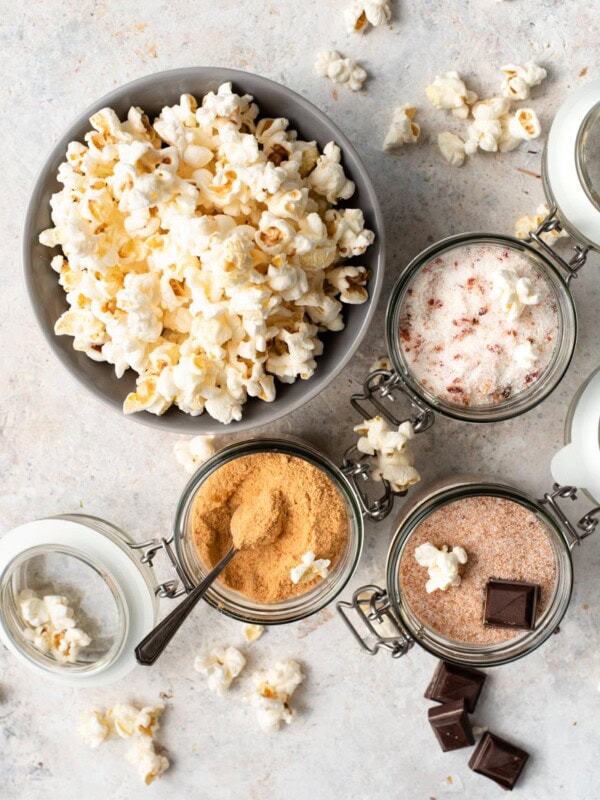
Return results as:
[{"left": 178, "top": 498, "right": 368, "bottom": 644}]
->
[{"left": 1, "top": 1, "right": 599, "bottom": 798}]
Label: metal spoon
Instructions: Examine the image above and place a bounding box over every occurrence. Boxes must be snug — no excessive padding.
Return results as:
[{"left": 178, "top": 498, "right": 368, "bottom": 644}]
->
[{"left": 135, "top": 546, "right": 237, "bottom": 666}]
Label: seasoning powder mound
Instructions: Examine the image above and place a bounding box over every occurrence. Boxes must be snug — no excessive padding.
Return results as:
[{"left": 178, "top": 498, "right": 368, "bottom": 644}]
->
[
  {"left": 398, "top": 496, "right": 557, "bottom": 645},
  {"left": 192, "top": 453, "right": 349, "bottom": 603}
]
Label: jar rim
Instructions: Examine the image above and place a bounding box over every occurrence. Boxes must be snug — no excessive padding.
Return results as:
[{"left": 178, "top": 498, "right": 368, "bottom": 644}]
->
[
  {"left": 385, "top": 477, "right": 574, "bottom": 667},
  {"left": 385, "top": 232, "right": 578, "bottom": 423},
  {"left": 172, "top": 436, "right": 365, "bottom": 625}
]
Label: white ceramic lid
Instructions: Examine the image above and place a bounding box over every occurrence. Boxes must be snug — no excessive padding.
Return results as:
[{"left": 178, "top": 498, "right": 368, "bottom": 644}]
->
[
  {"left": 551, "top": 368, "right": 600, "bottom": 504},
  {"left": 0, "top": 518, "right": 157, "bottom": 686},
  {"left": 545, "top": 79, "right": 600, "bottom": 248}
]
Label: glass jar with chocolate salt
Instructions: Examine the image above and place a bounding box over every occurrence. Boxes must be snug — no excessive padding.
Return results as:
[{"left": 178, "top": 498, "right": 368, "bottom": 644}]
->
[
  {"left": 338, "top": 475, "right": 600, "bottom": 668},
  {"left": 354, "top": 80, "right": 600, "bottom": 429}
]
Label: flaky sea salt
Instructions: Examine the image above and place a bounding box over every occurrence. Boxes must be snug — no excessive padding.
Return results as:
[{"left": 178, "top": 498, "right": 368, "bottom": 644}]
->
[{"left": 399, "top": 244, "right": 559, "bottom": 407}]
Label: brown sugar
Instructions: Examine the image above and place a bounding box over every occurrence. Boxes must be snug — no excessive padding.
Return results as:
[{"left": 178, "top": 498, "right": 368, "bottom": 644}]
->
[
  {"left": 192, "top": 452, "right": 350, "bottom": 603},
  {"left": 230, "top": 488, "right": 285, "bottom": 551},
  {"left": 398, "top": 495, "right": 557, "bottom": 645}
]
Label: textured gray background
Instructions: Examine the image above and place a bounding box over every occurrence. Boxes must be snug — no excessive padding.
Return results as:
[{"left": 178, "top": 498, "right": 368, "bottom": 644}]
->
[{"left": 1, "top": 1, "right": 599, "bottom": 798}]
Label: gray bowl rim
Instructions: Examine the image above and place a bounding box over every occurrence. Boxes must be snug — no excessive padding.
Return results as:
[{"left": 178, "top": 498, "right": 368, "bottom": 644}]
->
[{"left": 22, "top": 66, "right": 385, "bottom": 434}]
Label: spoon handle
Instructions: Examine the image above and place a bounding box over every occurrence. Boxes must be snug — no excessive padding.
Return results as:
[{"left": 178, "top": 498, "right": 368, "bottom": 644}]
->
[{"left": 135, "top": 547, "right": 237, "bottom": 666}]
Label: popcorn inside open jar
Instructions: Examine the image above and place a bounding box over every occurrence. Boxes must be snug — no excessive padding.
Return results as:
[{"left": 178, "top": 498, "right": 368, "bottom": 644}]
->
[{"left": 39, "top": 83, "right": 375, "bottom": 424}]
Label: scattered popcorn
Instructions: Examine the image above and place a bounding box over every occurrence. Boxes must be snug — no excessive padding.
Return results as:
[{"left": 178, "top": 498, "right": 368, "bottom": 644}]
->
[
  {"left": 437, "top": 132, "right": 466, "bottom": 167},
  {"left": 500, "top": 61, "right": 547, "bottom": 101},
  {"left": 40, "top": 84, "right": 374, "bottom": 424},
  {"left": 242, "top": 623, "right": 265, "bottom": 643},
  {"left": 414, "top": 542, "right": 468, "bottom": 593},
  {"left": 18, "top": 591, "right": 91, "bottom": 664},
  {"left": 425, "top": 71, "right": 477, "bottom": 119},
  {"left": 126, "top": 737, "right": 170, "bottom": 786},
  {"left": 383, "top": 105, "right": 420, "bottom": 150},
  {"left": 514, "top": 341, "right": 539, "bottom": 369},
  {"left": 290, "top": 551, "right": 331, "bottom": 584},
  {"left": 246, "top": 659, "right": 304, "bottom": 731},
  {"left": 346, "top": 0, "right": 392, "bottom": 32},
  {"left": 194, "top": 646, "right": 246, "bottom": 695},
  {"left": 77, "top": 709, "right": 111, "bottom": 749},
  {"left": 314, "top": 51, "right": 367, "bottom": 92},
  {"left": 354, "top": 416, "right": 420, "bottom": 491},
  {"left": 491, "top": 268, "right": 540, "bottom": 321},
  {"left": 173, "top": 434, "right": 216, "bottom": 474},
  {"left": 515, "top": 203, "right": 569, "bottom": 243},
  {"left": 79, "top": 701, "right": 169, "bottom": 785}
]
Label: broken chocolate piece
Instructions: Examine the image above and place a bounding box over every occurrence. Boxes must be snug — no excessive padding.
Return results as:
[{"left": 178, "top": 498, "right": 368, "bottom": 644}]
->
[
  {"left": 428, "top": 699, "right": 474, "bottom": 752},
  {"left": 484, "top": 579, "right": 539, "bottom": 631},
  {"left": 468, "top": 732, "right": 529, "bottom": 790},
  {"left": 424, "top": 660, "right": 486, "bottom": 713}
]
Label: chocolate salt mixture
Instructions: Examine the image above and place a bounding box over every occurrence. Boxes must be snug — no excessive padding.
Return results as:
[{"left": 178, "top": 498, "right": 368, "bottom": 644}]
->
[
  {"left": 399, "top": 496, "right": 557, "bottom": 645},
  {"left": 192, "top": 453, "right": 349, "bottom": 603}
]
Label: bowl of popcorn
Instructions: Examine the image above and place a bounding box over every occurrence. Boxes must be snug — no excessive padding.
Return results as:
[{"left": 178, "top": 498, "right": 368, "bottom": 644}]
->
[{"left": 24, "top": 67, "right": 384, "bottom": 432}]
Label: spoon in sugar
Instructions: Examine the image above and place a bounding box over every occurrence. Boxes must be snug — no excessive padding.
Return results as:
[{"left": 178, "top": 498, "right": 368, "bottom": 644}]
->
[{"left": 135, "top": 489, "right": 284, "bottom": 666}]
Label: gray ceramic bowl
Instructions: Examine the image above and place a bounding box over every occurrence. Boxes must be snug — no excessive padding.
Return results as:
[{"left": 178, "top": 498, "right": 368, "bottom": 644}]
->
[{"left": 23, "top": 67, "right": 384, "bottom": 434}]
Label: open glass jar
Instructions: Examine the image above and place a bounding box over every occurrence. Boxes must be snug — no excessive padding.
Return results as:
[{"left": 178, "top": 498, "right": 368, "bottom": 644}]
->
[
  {"left": 338, "top": 476, "right": 599, "bottom": 667},
  {"left": 0, "top": 438, "right": 365, "bottom": 683},
  {"left": 354, "top": 80, "right": 600, "bottom": 429}
]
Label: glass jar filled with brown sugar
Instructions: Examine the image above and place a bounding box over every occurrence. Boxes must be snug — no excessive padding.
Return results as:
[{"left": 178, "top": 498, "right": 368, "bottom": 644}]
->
[{"left": 173, "top": 437, "right": 364, "bottom": 625}]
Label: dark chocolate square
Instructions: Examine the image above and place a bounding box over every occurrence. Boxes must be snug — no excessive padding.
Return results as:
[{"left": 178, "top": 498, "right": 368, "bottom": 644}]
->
[
  {"left": 468, "top": 732, "right": 529, "bottom": 790},
  {"left": 484, "top": 579, "right": 539, "bottom": 631},
  {"left": 424, "top": 660, "right": 487, "bottom": 713},
  {"left": 428, "top": 699, "right": 474, "bottom": 752}
]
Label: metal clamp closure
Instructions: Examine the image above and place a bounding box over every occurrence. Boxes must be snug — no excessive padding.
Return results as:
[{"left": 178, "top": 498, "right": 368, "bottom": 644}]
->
[
  {"left": 527, "top": 206, "right": 590, "bottom": 284},
  {"left": 539, "top": 484, "right": 600, "bottom": 547},
  {"left": 343, "top": 369, "right": 433, "bottom": 521},
  {"left": 350, "top": 369, "right": 434, "bottom": 433},
  {"left": 128, "top": 535, "right": 193, "bottom": 598},
  {"left": 337, "top": 584, "right": 413, "bottom": 658}
]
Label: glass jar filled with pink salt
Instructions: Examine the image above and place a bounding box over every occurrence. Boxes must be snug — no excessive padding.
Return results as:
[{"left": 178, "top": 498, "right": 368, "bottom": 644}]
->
[
  {"left": 386, "top": 234, "right": 576, "bottom": 421},
  {"left": 338, "top": 476, "right": 599, "bottom": 668}
]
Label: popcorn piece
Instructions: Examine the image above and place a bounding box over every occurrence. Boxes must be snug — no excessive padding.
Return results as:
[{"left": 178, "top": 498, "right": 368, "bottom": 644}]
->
[
  {"left": 414, "top": 542, "right": 468, "bottom": 593},
  {"left": 126, "top": 737, "right": 170, "bottom": 786},
  {"left": 194, "top": 646, "right": 246, "bottom": 695},
  {"left": 78, "top": 709, "right": 111, "bottom": 749},
  {"left": 40, "top": 85, "right": 374, "bottom": 425},
  {"left": 346, "top": 0, "right": 392, "bottom": 33},
  {"left": 246, "top": 659, "right": 304, "bottom": 731},
  {"left": 383, "top": 105, "right": 420, "bottom": 150},
  {"left": 464, "top": 97, "right": 511, "bottom": 154},
  {"left": 242, "top": 623, "right": 265, "bottom": 643},
  {"left": 314, "top": 51, "right": 367, "bottom": 92},
  {"left": 514, "top": 341, "right": 539, "bottom": 369},
  {"left": 18, "top": 592, "right": 92, "bottom": 664},
  {"left": 308, "top": 142, "right": 355, "bottom": 204},
  {"left": 290, "top": 551, "right": 331, "bottom": 584},
  {"left": 499, "top": 107, "right": 542, "bottom": 152},
  {"left": 508, "top": 107, "right": 542, "bottom": 141},
  {"left": 425, "top": 71, "right": 477, "bottom": 119},
  {"left": 491, "top": 268, "right": 540, "bottom": 321},
  {"left": 437, "top": 132, "right": 466, "bottom": 167},
  {"left": 515, "top": 203, "right": 569, "bottom": 244},
  {"left": 500, "top": 61, "right": 547, "bottom": 101},
  {"left": 370, "top": 356, "right": 392, "bottom": 372},
  {"left": 354, "top": 416, "right": 420, "bottom": 491},
  {"left": 173, "top": 435, "right": 216, "bottom": 474},
  {"left": 18, "top": 594, "right": 49, "bottom": 627}
]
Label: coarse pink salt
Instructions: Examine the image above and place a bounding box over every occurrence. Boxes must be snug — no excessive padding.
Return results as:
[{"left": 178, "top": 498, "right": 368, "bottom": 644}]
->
[
  {"left": 398, "top": 495, "right": 557, "bottom": 645},
  {"left": 398, "top": 243, "right": 559, "bottom": 406}
]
